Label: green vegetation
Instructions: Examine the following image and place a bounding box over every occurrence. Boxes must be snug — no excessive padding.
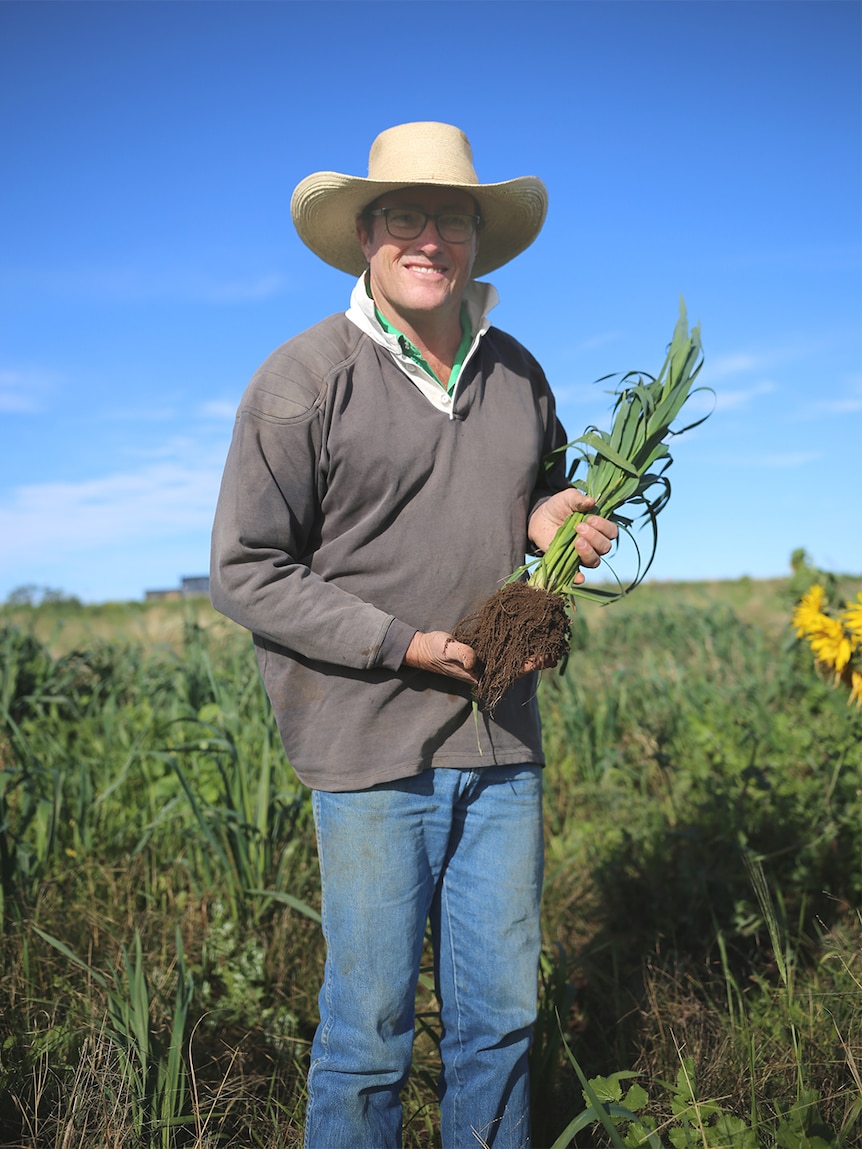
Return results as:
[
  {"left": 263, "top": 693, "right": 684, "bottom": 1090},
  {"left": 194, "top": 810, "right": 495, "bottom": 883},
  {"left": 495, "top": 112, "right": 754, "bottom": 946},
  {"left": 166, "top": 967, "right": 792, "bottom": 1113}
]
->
[
  {"left": 527, "top": 299, "right": 707, "bottom": 601},
  {"left": 1, "top": 563, "right": 861, "bottom": 1147}
]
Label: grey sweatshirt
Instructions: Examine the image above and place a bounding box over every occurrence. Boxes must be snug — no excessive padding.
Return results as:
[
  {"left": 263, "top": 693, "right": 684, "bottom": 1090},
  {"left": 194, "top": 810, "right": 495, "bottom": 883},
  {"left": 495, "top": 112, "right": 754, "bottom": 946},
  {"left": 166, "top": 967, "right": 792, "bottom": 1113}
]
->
[{"left": 210, "top": 307, "right": 569, "bottom": 791}]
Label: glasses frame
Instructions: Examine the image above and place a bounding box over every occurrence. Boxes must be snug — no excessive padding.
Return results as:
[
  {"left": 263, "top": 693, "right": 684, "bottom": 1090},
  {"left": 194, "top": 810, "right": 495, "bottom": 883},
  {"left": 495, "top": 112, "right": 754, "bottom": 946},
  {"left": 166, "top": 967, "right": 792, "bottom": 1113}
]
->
[{"left": 367, "top": 207, "right": 482, "bottom": 244}]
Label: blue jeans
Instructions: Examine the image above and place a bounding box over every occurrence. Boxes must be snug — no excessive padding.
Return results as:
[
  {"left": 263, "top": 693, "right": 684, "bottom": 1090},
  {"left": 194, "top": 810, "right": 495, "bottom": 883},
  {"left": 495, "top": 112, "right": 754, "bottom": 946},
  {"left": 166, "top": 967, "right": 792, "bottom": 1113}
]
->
[{"left": 304, "top": 764, "right": 544, "bottom": 1149}]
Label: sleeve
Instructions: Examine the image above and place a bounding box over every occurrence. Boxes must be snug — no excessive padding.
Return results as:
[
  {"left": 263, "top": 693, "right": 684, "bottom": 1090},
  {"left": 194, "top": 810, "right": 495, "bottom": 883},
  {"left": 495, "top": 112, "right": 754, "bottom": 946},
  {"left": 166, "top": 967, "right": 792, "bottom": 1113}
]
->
[
  {"left": 209, "top": 369, "right": 416, "bottom": 671},
  {"left": 526, "top": 368, "right": 571, "bottom": 524}
]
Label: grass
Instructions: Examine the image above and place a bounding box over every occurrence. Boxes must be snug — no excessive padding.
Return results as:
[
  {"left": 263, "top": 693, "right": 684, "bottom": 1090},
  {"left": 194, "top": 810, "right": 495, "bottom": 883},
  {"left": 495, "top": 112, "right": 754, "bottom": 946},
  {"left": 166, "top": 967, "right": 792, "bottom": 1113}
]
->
[
  {"left": 0, "top": 596, "right": 242, "bottom": 656},
  {"left": 1, "top": 564, "right": 861, "bottom": 1147}
]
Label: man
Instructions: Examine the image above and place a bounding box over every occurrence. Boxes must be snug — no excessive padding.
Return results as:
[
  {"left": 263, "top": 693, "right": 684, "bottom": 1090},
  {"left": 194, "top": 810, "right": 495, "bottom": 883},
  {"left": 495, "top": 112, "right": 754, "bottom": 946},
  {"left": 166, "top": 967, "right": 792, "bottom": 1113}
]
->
[{"left": 210, "top": 121, "right": 617, "bottom": 1149}]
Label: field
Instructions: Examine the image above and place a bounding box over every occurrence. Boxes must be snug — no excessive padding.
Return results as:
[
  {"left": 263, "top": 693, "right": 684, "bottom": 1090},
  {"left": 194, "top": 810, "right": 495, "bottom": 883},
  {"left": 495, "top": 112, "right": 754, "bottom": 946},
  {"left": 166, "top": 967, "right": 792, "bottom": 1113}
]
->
[{"left": 1, "top": 566, "right": 861, "bottom": 1148}]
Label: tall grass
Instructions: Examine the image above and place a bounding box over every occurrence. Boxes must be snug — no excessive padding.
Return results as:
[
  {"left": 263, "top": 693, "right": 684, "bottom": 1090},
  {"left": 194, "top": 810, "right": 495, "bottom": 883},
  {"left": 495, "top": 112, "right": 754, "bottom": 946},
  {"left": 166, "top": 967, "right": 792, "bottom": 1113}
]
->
[
  {"left": 535, "top": 590, "right": 862, "bottom": 1147},
  {"left": 1, "top": 580, "right": 861, "bottom": 1147}
]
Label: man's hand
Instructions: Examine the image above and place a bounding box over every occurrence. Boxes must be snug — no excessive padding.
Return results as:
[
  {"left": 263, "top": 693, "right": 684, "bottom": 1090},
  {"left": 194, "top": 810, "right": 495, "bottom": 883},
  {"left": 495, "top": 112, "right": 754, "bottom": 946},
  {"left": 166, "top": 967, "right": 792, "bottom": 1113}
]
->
[
  {"left": 403, "top": 630, "right": 479, "bottom": 685},
  {"left": 528, "top": 489, "right": 618, "bottom": 581},
  {"left": 403, "top": 630, "right": 555, "bottom": 686}
]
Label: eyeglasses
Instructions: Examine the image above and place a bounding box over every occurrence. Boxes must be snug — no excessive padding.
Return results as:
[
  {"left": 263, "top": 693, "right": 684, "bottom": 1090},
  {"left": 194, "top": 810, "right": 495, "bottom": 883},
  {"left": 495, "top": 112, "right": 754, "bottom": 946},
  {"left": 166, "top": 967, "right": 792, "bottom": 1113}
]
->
[{"left": 368, "top": 207, "right": 481, "bottom": 244}]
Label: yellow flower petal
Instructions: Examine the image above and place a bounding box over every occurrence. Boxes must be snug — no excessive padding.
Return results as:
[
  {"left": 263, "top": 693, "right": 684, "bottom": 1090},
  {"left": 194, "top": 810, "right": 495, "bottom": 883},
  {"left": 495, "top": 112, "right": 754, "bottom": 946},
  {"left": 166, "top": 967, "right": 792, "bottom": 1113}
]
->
[
  {"left": 792, "top": 584, "right": 828, "bottom": 637},
  {"left": 809, "top": 617, "right": 853, "bottom": 672},
  {"left": 841, "top": 595, "right": 862, "bottom": 646}
]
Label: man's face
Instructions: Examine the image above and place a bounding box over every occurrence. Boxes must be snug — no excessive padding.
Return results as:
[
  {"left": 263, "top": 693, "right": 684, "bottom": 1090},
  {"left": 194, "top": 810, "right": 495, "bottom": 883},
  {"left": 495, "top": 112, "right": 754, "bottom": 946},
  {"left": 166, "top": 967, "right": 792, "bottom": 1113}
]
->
[{"left": 357, "top": 185, "right": 479, "bottom": 334}]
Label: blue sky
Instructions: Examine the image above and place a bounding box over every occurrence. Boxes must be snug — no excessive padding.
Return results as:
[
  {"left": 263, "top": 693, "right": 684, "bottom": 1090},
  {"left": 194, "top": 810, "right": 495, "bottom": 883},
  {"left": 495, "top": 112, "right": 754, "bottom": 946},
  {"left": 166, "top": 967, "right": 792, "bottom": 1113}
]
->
[{"left": 1, "top": 0, "right": 860, "bottom": 604}]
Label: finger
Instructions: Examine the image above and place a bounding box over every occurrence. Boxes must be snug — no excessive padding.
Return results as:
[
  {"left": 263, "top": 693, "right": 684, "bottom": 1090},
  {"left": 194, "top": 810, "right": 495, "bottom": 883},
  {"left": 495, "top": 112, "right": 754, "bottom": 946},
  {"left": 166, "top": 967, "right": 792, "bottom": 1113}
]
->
[
  {"left": 405, "top": 631, "right": 478, "bottom": 681},
  {"left": 443, "top": 638, "right": 478, "bottom": 673},
  {"left": 523, "top": 654, "right": 560, "bottom": 673},
  {"left": 436, "top": 634, "right": 479, "bottom": 684},
  {"left": 579, "top": 513, "right": 618, "bottom": 541},
  {"left": 561, "top": 488, "right": 596, "bottom": 515},
  {"left": 574, "top": 536, "right": 606, "bottom": 568},
  {"left": 574, "top": 519, "right": 617, "bottom": 566}
]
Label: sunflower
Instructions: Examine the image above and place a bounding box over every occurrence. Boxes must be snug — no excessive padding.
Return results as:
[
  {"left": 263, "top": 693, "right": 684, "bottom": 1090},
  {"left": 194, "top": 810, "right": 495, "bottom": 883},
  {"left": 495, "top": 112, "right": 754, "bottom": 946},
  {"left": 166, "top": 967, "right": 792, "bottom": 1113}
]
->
[
  {"left": 841, "top": 593, "right": 862, "bottom": 644},
  {"left": 807, "top": 616, "right": 853, "bottom": 674},
  {"left": 793, "top": 583, "right": 862, "bottom": 706},
  {"left": 791, "top": 584, "right": 828, "bottom": 638}
]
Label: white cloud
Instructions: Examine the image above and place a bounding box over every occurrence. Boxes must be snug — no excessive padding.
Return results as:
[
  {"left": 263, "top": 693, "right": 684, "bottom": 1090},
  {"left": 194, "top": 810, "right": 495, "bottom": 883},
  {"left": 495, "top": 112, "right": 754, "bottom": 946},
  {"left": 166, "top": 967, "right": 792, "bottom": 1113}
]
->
[
  {"left": 0, "top": 367, "right": 64, "bottom": 413},
  {"left": 0, "top": 460, "right": 223, "bottom": 559},
  {"left": 0, "top": 388, "right": 239, "bottom": 602},
  {"left": 123, "top": 433, "right": 225, "bottom": 462},
  {"left": 803, "top": 376, "right": 862, "bottom": 416},
  {"left": 200, "top": 399, "right": 239, "bottom": 420},
  {"left": 3, "top": 264, "right": 288, "bottom": 304},
  {"left": 816, "top": 396, "right": 862, "bottom": 414},
  {"left": 700, "top": 449, "right": 822, "bottom": 470},
  {"left": 713, "top": 380, "right": 777, "bottom": 411},
  {"left": 756, "top": 451, "right": 822, "bottom": 468},
  {"left": 201, "top": 272, "right": 287, "bottom": 303},
  {"left": 573, "top": 331, "right": 626, "bottom": 354},
  {"left": 102, "top": 405, "right": 181, "bottom": 424},
  {"left": 707, "top": 352, "right": 763, "bottom": 379}
]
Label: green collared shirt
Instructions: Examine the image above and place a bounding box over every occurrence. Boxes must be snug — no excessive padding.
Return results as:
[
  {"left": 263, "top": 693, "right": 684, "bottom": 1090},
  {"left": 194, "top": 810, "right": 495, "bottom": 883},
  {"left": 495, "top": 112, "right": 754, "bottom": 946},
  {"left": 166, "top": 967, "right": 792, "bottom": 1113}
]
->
[{"left": 374, "top": 305, "right": 473, "bottom": 395}]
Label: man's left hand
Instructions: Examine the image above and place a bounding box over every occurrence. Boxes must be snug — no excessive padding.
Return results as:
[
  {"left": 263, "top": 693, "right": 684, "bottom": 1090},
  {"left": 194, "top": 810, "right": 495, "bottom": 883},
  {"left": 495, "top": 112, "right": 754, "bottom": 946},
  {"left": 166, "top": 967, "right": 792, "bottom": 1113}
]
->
[{"left": 527, "top": 489, "right": 618, "bottom": 581}]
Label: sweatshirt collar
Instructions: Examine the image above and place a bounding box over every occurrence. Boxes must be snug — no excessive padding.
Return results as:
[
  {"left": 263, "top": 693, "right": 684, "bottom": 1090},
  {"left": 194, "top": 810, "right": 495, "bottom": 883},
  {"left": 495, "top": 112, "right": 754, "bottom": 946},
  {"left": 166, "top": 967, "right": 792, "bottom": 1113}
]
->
[{"left": 345, "top": 273, "right": 499, "bottom": 414}]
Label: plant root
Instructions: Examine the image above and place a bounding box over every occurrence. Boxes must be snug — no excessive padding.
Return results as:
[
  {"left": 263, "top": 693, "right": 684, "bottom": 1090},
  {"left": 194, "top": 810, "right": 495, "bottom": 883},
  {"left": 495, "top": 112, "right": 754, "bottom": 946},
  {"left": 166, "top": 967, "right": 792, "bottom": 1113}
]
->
[{"left": 453, "top": 582, "right": 571, "bottom": 714}]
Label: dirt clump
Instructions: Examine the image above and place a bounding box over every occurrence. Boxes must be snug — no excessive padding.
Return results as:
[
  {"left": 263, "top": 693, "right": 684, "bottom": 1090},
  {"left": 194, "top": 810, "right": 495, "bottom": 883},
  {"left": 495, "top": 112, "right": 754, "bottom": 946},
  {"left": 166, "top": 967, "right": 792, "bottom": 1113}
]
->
[{"left": 453, "top": 582, "right": 571, "bottom": 714}]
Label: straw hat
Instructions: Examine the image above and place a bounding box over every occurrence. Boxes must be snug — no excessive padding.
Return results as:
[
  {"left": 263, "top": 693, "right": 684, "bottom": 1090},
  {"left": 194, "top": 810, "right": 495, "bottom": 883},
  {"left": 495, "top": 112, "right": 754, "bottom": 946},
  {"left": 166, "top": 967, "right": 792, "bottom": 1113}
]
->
[{"left": 290, "top": 122, "right": 548, "bottom": 278}]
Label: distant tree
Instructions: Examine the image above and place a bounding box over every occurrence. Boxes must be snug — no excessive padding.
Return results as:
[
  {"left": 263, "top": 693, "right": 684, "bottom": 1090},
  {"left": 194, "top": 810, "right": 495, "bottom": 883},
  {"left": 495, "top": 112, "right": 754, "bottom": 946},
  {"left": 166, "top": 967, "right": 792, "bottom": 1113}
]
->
[
  {"left": 41, "top": 587, "right": 81, "bottom": 606},
  {"left": 6, "top": 584, "right": 40, "bottom": 606},
  {"left": 4, "top": 585, "right": 80, "bottom": 607}
]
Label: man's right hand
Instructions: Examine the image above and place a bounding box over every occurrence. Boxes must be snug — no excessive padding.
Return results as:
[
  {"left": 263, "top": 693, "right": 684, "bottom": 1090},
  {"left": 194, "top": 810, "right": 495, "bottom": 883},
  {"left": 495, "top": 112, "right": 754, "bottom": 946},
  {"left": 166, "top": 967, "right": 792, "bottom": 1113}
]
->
[{"left": 403, "top": 631, "right": 479, "bottom": 685}]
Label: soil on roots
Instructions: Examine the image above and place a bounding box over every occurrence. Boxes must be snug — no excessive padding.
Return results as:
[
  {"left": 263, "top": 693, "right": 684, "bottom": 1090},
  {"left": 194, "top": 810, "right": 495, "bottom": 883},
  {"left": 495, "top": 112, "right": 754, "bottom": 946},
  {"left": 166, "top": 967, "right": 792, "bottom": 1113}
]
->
[{"left": 453, "top": 582, "right": 571, "bottom": 714}]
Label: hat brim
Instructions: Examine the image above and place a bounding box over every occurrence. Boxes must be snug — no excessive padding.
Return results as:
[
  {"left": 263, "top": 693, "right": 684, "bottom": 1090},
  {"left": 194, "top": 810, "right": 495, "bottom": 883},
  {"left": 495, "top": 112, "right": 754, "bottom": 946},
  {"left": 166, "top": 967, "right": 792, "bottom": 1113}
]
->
[{"left": 290, "top": 173, "right": 548, "bottom": 278}]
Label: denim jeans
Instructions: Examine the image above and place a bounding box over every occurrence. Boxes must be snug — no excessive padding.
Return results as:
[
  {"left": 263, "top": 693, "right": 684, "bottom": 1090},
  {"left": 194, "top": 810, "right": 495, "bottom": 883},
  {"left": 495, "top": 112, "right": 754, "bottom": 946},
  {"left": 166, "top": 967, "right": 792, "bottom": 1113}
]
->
[{"left": 304, "top": 764, "right": 544, "bottom": 1149}]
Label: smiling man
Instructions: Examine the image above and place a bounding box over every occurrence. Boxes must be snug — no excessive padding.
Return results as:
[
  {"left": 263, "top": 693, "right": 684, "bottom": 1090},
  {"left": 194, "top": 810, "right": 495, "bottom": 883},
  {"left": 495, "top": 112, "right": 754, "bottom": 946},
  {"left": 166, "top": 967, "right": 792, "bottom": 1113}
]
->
[
  {"left": 210, "top": 122, "right": 617, "bottom": 1148},
  {"left": 357, "top": 188, "right": 480, "bottom": 385}
]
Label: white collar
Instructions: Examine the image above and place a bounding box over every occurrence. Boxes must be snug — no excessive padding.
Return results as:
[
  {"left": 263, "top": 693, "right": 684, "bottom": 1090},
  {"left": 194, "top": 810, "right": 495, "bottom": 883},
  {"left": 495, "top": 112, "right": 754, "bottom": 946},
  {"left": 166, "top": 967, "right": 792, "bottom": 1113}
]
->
[{"left": 345, "top": 274, "right": 499, "bottom": 417}]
